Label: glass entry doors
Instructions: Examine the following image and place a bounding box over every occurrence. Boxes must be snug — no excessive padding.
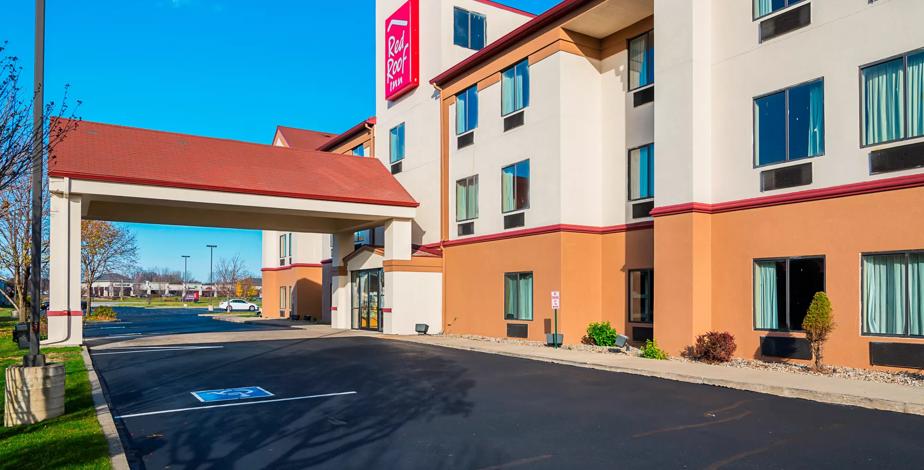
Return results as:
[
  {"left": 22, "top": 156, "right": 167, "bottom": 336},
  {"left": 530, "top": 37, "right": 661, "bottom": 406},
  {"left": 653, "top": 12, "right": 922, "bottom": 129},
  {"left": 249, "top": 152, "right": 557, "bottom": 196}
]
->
[{"left": 351, "top": 269, "right": 384, "bottom": 331}]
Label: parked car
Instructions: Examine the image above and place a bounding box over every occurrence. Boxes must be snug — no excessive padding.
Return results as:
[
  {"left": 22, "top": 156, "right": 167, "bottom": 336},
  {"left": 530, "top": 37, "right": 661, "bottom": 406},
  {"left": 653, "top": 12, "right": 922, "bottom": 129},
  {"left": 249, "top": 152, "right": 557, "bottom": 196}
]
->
[{"left": 218, "top": 298, "right": 258, "bottom": 312}]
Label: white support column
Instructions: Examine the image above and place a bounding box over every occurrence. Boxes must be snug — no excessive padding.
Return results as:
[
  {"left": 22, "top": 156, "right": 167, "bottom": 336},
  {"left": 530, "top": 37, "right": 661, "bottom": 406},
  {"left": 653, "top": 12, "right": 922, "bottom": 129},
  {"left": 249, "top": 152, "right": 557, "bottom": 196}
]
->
[
  {"left": 46, "top": 178, "right": 83, "bottom": 346},
  {"left": 382, "top": 219, "right": 415, "bottom": 335},
  {"left": 329, "top": 231, "right": 355, "bottom": 330}
]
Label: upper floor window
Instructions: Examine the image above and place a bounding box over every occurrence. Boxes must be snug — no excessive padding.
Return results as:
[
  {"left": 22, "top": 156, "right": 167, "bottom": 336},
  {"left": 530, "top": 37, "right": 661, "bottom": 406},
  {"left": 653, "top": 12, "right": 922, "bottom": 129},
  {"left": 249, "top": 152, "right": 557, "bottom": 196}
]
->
[
  {"left": 754, "top": 79, "right": 825, "bottom": 167},
  {"left": 390, "top": 123, "right": 405, "bottom": 164},
  {"left": 502, "top": 159, "right": 529, "bottom": 213},
  {"left": 456, "top": 86, "right": 479, "bottom": 135},
  {"left": 862, "top": 251, "right": 924, "bottom": 337},
  {"left": 628, "top": 144, "right": 654, "bottom": 201},
  {"left": 862, "top": 50, "right": 924, "bottom": 146},
  {"left": 278, "top": 233, "right": 292, "bottom": 266},
  {"left": 629, "top": 30, "right": 654, "bottom": 90},
  {"left": 454, "top": 7, "right": 486, "bottom": 50},
  {"left": 351, "top": 144, "right": 365, "bottom": 157},
  {"left": 456, "top": 175, "right": 479, "bottom": 221},
  {"left": 502, "top": 60, "right": 530, "bottom": 116},
  {"left": 753, "top": 0, "right": 804, "bottom": 20}
]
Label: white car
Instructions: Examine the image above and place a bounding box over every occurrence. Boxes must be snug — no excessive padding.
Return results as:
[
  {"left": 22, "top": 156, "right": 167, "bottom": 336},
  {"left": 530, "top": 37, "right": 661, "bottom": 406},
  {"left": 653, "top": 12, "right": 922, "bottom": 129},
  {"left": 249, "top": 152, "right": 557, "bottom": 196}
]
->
[{"left": 218, "top": 299, "right": 259, "bottom": 312}]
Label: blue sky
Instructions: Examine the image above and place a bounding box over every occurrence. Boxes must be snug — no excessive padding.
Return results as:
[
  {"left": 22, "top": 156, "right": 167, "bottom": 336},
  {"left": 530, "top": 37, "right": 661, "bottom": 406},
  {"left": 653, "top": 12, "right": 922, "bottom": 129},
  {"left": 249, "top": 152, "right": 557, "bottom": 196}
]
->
[{"left": 5, "top": 0, "right": 560, "bottom": 280}]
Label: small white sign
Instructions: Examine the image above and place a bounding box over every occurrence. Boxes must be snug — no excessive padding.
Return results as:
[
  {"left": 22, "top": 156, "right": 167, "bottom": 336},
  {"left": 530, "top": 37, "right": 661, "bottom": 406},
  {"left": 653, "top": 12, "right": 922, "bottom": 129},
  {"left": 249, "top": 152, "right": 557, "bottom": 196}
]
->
[{"left": 551, "top": 291, "right": 560, "bottom": 309}]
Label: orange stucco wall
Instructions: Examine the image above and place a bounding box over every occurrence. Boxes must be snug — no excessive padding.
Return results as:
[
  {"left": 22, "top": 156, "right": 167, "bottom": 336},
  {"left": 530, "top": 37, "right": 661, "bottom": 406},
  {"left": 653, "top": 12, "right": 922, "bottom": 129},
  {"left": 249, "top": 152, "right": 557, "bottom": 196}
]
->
[
  {"left": 261, "top": 265, "right": 324, "bottom": 319},
  {"left": 443, "top": 229, "right": 654, "bottom": 344},
  {"left": 655, "top": 186, "right": 924, "bottom": 371}
]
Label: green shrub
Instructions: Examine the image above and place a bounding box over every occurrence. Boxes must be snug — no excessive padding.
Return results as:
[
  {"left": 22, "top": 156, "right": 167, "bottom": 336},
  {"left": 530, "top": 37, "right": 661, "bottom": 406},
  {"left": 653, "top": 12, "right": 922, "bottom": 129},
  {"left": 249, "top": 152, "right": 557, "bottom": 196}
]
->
[
  {"left": 640, "top": 339, "right": 668, "bottom": 360},
  {"left": 585, "top": 321, "right": 619, "bottom": 346},
  {"left": 802, "top": 291, "right": 835, "bottom": 371},
  {"left": 88, "top": 305, "right": 117, "bottom": 321}
]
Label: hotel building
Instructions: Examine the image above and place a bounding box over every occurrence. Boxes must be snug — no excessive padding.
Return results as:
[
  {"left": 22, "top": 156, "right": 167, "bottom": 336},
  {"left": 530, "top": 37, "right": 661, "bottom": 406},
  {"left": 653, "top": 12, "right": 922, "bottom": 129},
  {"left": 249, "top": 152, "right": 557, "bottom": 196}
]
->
[{"left": 261, "top": 0, "right": 924, "bottom": 371}]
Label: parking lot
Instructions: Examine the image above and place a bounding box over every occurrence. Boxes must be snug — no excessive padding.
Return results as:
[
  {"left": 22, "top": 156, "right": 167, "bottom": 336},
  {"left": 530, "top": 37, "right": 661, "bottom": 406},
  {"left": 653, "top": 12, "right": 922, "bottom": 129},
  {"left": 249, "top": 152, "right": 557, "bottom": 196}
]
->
[{"left": 86, "top": 308, "right": 924, "bottom": 469}]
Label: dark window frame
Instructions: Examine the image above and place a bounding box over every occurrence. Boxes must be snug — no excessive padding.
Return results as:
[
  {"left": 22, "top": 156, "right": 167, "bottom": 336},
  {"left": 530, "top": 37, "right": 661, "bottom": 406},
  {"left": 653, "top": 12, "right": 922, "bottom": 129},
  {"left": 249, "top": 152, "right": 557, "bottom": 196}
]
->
[
  {"left": 859, "top": 48, "right": 924, "bottom": 148},
  {"left": 752, "top": 0, "right": 807, "bottom": 21},
  {"left": 752, "top": 77, "right": 826, "bottom": 168},
  {"left": 627, "top": 269, "right": 654, "bottom": 324},
  {"left": 453, "top": 6, "right": 487, "bottom": 51},
  {"left": 860, "top": 249, "right": 924, "bottom": 339},
  {"left": 627, "top": 143, "right": 655, "bottom": 201},
  {"left": 627, "top": 30, "right": 655, "bottom": 92},
  {"left": 455, "top": 175, "right": 479, "bottom": 222},
  {"left": 501, "top": 159, "right": 530, "bottom": 214},
  {"left": 504, "top": 271, "right": 534, "bottom": 321},
  {"left": 752, "top": 255, "right": 826, "bottom": 332}
]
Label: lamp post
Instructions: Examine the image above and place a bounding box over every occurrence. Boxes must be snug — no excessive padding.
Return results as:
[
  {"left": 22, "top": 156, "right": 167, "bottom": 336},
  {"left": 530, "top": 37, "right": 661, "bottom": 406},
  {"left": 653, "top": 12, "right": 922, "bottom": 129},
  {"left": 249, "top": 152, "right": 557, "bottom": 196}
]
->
[
  {"left": 206, "top": 244, "right": 217, "bottom": 287},
  {"left": 25, "top": 0, "right": 46, "bottom": 367},
  {"left": 181, "top": 255, "right": 190, "bottom": 298}
]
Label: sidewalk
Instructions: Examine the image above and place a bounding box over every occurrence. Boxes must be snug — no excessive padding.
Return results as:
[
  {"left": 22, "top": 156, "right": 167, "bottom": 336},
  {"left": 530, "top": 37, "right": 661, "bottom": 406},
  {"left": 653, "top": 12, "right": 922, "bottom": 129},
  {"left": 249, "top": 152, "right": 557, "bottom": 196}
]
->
[{"left": 384, "top": 334, "right": 924, "bottom": 416}]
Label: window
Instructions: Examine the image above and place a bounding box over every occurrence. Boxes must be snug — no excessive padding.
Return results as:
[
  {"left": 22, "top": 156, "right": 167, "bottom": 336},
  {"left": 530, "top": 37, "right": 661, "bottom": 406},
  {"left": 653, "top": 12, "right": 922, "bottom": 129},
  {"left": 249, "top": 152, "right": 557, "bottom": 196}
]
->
[
  {"left": 504, "top": 272, "right": 533, "bottom": 321},
  {"left": 753, "top": 0, "right": 805, "bottom": 20},
  {"left": 862, "top": 50, "right": 924, "bottom": 146},
  {"left": 754, "top": 257, "right": 825, "bottom": 331},
  {"left": 628, "top": 144, "right": 654, "bottom": 200},
  {"left": 628, "top": 269, "right": 653, "bottom": 323},
  {"left": 351, "top": 144, "right": 365, "bottom": 157},
  {"left": 501, "top": 160, "right": 529, "bottom": 213},
  {"left": 629, "top": 30, "right": 654, "bottom": 90},
  {"left": 502, "top": 60, "right": 529, "bottom": 116},
  {"left": 456, "top": 86, "right": 479, "bottom": 135},
  {"left": 454, "top": 7, "right": 486, "bottom": 50},
  {"left": 754, "top": 79, "right": 825, "bottom": 166},
  {"left": 390, "top": 123, "right": 405, "bottom": 166},
  {"left": 278, "top": 233, "right": 292, "bottom": 266},
  {"left": 279, "top": 286, "right": 287, "bottom": 313},
  {"left": 354, "top": 230, "right": 367, "bottom": 244},
  {"left": 862, "top": 251, "right": 924, "bottom": 337},
  {"left": 456, "top": 175, "right": 479, "bottom": 222}
]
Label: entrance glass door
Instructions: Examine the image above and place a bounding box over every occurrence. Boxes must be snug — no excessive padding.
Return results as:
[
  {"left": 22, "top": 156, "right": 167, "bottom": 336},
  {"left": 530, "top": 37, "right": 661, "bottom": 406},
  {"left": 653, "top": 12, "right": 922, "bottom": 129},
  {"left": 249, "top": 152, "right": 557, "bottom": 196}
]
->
[{"left": 351, "top": 269, "right": 383, "bottom": 331}]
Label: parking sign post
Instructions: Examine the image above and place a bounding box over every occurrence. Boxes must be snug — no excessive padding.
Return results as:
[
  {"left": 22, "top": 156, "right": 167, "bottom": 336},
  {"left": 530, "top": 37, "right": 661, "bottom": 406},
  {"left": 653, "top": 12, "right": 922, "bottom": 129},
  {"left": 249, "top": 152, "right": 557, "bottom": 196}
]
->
[{"left": 551, "top": 291, "right": 561, "bottom": 348}]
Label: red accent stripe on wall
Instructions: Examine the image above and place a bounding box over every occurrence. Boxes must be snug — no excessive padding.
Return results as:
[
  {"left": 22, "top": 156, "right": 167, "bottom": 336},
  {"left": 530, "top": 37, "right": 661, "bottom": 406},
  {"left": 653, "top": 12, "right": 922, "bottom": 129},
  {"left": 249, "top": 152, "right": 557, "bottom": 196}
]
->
[
  {"left": 442, "top": 222, "right": 653, "bottom": 248},
  {"left": 382, "top": 308, "right": 393, "bottom": 313},
  {"left": 261, "top": 263, "right": 324, "bottom": 272},
  {"left": 47, "top": 310, "right": 83, "bottom": 317},
  {"left": 650, "top": 172, "right": 924, "bottom": 217}
]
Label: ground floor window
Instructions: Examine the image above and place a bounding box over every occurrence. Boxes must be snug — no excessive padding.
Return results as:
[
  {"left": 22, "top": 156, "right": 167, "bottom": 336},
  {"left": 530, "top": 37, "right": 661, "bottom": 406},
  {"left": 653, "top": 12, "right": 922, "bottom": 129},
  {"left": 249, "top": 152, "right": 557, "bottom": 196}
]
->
[
  {"left": 628, "top": 269, "right": 653, "bottom": 323},
  {"left": 504, "top": 272, "right": 533, "bottom": 321},
  {"left": 279, "top": 286, "right": 287, "bottom": 315},
  {"left": 754, "top": 257, "right": 825, "bottom": 331},
  {"left": 862, "top": 251, "right": 924, "bottom": 337}
]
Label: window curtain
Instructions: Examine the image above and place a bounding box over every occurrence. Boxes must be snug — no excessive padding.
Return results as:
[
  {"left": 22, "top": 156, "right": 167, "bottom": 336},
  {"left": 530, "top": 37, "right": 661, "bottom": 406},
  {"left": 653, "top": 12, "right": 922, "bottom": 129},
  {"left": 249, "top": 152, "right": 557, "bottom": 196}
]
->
[
  {"left": 910, "top": 254, "right": 924, "bottom": 336},
  {"left": 754, "top": 0, "right": 773, "bottom": 17},
  {"left": 863, "top": 255, "right": 906, "bottom": 335},
  {"left": 864, "top": 59, "right": 905, "bottom": 145},
  {"left": 390, "top": 125, "right": 404, "bottom": 163},
  {"left": 518, "top": 274, "right": 533, "bottom": 320},
  {"left": 456, "top": 91, "right": 468, "bottom": 135},
  {"left": 629, "top": 35, "right": 646, "bottom": 89},
  {"left": 502, "top": 166, "right": 515, "bottom": 212},
  {"left": 754, "top": 261, "right": 778, "bottom": 329},
  {"left": 504, "top": 274, "right": 517, "bottom": 319},
  {"left": 807, "top": 81, "right": 825, "bottom": 156},
  {"left": 455, "top": 181, "right": 467, "bottom": 221},
  {"left": 502, "top": 68, "right": 515, "bottom": 115},
  {"left": 515, "top": 61, "right": 529, "bottom": 111},
  {"left": 640, "top": 145, "right": 653, "bottom": 199},
  {"left": 908, "top": 52, "right": 924, "bottom": 139},
  {"left": 468, "top": 177, "right": 479, "bottom": 219}
]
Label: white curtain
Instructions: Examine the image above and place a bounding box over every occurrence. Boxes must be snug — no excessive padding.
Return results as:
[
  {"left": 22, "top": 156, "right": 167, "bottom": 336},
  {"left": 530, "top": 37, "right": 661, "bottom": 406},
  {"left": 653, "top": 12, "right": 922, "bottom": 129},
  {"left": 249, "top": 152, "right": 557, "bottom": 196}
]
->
[
  {"left": 502, "top": 167, "right": 515, "bottom": 212},
  {"left": 755, "top": 0, "right": 774, "bottom": 17},
  {"left": 502, "top": 68, "right": 515, "bottom": 115}
]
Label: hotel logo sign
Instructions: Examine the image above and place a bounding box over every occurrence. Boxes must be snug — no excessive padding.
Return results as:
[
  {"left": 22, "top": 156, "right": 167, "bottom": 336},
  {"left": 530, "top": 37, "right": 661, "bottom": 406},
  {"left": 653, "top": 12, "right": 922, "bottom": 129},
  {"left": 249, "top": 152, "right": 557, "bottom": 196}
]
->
[{"left": 384, "top": 0, "right": 419, "bottom": 101}]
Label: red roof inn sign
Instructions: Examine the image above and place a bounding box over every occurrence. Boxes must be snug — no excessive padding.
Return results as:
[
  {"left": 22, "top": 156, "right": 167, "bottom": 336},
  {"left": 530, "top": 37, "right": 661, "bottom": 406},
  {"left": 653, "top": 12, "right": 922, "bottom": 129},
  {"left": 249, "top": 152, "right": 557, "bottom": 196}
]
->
[{"left": 384, "top": 0, "right": 419, "bottom": 101}]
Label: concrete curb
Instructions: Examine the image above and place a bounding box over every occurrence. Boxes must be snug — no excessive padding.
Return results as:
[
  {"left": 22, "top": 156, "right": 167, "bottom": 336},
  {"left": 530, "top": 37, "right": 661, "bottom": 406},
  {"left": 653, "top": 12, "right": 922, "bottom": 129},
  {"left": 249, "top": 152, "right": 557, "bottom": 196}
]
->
[
  {"left": 383, "top": 336, "right": 924, "bottom": 417},
  {"left": 81, "top": 347, "right": 130, "bottom": 470}
]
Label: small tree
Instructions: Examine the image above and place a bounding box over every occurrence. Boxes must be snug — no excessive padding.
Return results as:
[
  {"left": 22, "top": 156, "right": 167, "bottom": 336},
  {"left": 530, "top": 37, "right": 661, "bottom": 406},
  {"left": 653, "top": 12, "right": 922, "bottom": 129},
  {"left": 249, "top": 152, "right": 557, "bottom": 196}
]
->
[
  {"left": 81, "top": 221, "right": 137, "bottom": 315},
  {"left": 214, "top": 254, "right": 248, "bottom": 301},
  {"left": 802, "top": 292, "right": 835, "bottom": 371}
]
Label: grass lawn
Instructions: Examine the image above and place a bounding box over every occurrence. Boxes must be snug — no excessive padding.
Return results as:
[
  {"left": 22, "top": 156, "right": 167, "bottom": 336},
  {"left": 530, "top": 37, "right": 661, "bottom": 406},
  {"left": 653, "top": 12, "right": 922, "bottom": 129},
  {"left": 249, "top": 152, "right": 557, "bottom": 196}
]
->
[{"left": 0, "top": 313, "right": 111, "bottom": 469}]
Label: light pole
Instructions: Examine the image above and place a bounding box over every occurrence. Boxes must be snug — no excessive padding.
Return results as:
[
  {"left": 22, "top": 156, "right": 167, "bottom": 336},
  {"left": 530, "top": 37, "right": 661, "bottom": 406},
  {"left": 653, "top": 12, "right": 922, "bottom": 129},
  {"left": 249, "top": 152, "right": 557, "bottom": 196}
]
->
[
  {"left": 181, "top": 255, "right": 190, "bottom": 298},
  {"left": 206, "top": 244, "right": 217, "bottom": 291},
  {"left": 25, "top": 0, "right": 46, "bottom": 367}
]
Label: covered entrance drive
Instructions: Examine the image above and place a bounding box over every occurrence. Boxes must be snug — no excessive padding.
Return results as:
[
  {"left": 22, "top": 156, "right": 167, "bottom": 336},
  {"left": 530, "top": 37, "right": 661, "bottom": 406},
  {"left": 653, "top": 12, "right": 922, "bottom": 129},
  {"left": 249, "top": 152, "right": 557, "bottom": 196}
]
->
[
  {"left": 46, "top": 119, "right": 427, "bottom": 345},
  {"left": 351, "top": 268, "right": 383, "bottom": 331}
]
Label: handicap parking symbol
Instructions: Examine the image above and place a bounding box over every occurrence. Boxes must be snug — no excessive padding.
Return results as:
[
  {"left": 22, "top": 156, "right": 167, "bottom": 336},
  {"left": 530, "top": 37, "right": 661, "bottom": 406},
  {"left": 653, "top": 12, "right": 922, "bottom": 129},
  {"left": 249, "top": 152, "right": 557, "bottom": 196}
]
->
[{"left": 192, "top": 386, "right": 274, "bottom": 403}]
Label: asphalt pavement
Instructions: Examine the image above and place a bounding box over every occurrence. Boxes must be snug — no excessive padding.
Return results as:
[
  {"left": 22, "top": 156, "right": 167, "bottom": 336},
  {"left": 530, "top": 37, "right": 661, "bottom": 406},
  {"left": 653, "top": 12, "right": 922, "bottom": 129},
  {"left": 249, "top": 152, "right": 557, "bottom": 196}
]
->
[{"left": 87, "top": 308, "right": 924, "bottom": 470}]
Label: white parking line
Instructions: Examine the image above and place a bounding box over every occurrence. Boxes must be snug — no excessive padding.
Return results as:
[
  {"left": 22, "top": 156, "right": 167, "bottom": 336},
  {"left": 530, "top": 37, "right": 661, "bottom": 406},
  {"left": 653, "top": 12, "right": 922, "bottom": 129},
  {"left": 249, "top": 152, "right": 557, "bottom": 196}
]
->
[
  {"left": 88, "top": 333, "right": 144, "bottom": 339},
  {"left": 114, "top": 391, "right": 358, "bottom": 419},
  {"left": 93, "top": 346, "right": 225, "bottom": 356}
]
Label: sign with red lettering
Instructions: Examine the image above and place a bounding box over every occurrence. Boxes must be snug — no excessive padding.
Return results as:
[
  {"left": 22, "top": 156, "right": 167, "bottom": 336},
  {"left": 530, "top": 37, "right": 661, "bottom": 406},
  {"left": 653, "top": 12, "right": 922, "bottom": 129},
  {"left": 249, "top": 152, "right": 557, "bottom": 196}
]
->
[
  {"left": 551, "top": 291, "right": 560, "bottom": 310},
  {"left": 384, "top": 0, "right": 419, "bottom": 101}
]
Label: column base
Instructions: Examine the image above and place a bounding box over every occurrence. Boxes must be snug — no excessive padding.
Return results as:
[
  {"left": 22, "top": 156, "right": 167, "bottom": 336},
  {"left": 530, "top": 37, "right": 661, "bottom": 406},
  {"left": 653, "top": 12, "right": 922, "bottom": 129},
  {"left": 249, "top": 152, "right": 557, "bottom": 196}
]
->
[{"left": 43, "top": 312, "right": 83, "bottom": 346}]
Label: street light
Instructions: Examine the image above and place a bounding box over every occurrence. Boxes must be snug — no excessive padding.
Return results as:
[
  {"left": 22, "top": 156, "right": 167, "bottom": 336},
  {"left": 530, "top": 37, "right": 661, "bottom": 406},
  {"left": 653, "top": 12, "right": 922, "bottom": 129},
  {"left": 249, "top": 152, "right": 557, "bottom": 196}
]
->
[
  {"left": 25, "top": 0, "right": 46, "bottom": 367},
  {"left": 206, "top": 245, "right": 217, "bottom": 285},
  {"left": 181, "top": 255, "right": 190, "bottom": 298}
]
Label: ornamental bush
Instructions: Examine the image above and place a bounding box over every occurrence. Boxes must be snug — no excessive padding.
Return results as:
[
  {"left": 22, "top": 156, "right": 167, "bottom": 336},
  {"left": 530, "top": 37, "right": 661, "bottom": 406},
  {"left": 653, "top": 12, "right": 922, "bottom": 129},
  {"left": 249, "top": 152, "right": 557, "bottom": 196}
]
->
[
  {"left": 691, "top": 331, "right": 737, "bottom": 363},
  {"left": 88, "top": 305, "right": 117, "bottom": 321},
  {"left": 640, "top": 339, "right": 668, "bottom": 360},
  {"left": 585, "top": 321, "right": 619, "bottom": 347},
  {"left": 802, "top": 291, "right": 835, "bottom": 371}
]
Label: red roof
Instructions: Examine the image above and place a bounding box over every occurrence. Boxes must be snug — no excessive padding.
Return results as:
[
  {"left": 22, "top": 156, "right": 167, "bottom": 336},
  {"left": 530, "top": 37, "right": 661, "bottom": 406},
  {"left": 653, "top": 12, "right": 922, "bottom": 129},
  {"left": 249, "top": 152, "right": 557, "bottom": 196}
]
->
[
  {"left": 49, "top": 119, "right": 418, "bottom": 207},
  {"left": 318, "top": 117, "right": 376, "bottom": 152},
  {"left": 274, "top": 126, "right": 335, "bottom": 150},
  {"left": 431, "top": 0, "right": 592, "bottom": 86}
]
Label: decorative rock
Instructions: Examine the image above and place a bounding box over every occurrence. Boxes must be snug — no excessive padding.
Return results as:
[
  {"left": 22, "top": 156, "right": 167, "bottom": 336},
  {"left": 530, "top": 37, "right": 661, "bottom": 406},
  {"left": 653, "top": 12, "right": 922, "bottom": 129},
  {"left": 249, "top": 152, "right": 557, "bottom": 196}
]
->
[{"left": 4, "top": 363, "right": 66, "bottom": 426}]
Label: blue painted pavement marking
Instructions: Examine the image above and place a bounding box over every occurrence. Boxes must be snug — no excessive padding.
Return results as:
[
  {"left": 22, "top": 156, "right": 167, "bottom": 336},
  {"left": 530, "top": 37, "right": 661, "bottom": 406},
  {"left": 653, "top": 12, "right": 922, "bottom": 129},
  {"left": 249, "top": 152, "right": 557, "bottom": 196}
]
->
[{"left": 192, "top": 386, "right": 274, "bottom": 403}]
